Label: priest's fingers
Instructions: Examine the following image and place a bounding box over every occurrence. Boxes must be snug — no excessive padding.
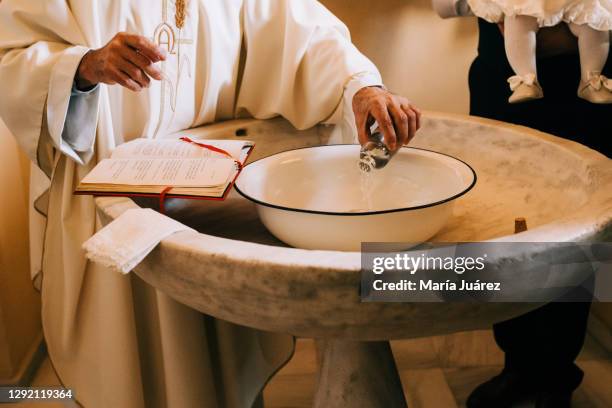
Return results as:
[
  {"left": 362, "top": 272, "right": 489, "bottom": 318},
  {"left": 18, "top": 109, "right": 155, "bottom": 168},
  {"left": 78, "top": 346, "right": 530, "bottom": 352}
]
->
[
  {"left": 414, "top": 106, "right": 422, "bottom": 130},
  {"left": 371, "top": 102, "right": 398, "bottom": 151},
  {"left": 120, "top": 33, "right": 167, "bottom": 62},
  {"left": 355, "top": 109, "right": 372, "bottom": 146},
  {"left": 354, "top": 103, "right": 375, "bottom": 145},
  {"left": 111, "top": 69, "right": 142, "bottom": 92},
  {"left": 401, "top": 103, "right": 421, "bottom": 137},
  {"left": 406, "top": 107, "right": 417, "bottom": 144},
  {"left": 388, "top": 101, "right": 410, "bottom": 147},
  {"left": 399, "top": 103, "right": 417, "bottom": 144},
  {"left": 121, "top": 48, "right": 164, "bottom": 81},
  {"left": 353, "top": 86, "right": 380, "bottom": 145},
  {"left": 117, "top": 59, "right": 150, "bottom": 89}
]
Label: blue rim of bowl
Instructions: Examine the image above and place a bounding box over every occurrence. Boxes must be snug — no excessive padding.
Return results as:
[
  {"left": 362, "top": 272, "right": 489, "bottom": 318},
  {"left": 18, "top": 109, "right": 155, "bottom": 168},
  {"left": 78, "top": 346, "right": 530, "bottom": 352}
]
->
[{"left": 234, "top": 145, "right": 477, "bottom": 216}]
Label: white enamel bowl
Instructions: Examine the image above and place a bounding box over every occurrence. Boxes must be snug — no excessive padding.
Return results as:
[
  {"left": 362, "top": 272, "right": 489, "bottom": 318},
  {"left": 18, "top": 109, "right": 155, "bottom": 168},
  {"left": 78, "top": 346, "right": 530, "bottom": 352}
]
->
[{"left": 235, "top": 145, "right": 476, "bottom": 251}]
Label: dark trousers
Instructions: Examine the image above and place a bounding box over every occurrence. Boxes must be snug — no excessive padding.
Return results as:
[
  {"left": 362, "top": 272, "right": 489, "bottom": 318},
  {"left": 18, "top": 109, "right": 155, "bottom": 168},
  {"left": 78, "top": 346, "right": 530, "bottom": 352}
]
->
[
  {"left": 468, "top": 20, "right": 611, "bottom": 392},
  {"left": 469, "top": 21, "right": 611, "bottom": 158}
]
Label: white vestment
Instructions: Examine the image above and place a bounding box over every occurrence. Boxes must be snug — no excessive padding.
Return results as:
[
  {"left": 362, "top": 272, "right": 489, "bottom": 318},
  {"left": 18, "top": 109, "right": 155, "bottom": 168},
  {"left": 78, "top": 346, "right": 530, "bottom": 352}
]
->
[{"left": 0, "top": 1, "right": 381, "bottom": 407}]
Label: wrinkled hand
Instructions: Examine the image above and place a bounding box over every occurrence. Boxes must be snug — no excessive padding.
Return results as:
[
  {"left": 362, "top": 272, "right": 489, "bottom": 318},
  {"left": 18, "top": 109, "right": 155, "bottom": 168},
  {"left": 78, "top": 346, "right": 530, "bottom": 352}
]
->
[
  {"left": 76, "top": 32, "right": 167, "bottom": 92},
  {"left": 352, "top": 87, "right": 421, "bottom": 151}
]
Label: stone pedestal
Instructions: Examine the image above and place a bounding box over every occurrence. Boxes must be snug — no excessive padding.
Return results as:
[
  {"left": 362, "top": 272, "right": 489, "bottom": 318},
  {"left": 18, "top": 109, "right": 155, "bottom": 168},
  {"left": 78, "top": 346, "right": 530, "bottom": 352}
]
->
[{"left": 314, "top": 340, "right": 407, "bottom": 408}]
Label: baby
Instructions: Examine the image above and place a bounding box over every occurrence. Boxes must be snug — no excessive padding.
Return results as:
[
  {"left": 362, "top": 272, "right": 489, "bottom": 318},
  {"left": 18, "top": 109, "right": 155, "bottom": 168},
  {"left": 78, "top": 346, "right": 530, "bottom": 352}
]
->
[{"left": 467, "top": 0, "right": 612, "bottom": 103}]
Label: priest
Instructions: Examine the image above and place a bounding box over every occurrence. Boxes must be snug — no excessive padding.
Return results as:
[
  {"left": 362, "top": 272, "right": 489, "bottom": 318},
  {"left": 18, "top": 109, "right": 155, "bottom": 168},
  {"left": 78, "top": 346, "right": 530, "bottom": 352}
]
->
[{"left": 0, "top": 1, "right": 420, "bottom": 407}]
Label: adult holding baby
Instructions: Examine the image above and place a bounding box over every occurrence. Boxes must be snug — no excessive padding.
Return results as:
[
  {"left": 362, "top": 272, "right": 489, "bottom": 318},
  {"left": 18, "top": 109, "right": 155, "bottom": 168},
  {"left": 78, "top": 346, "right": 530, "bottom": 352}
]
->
[
  {"left": 436, "top": 0, "right": 611, "bottom": 156},
  {"left": 435, "top": 1, "right": 611, "bottom": 407},
  {"left": 469, "top": 0, "right": 612, "bottom": 103}
]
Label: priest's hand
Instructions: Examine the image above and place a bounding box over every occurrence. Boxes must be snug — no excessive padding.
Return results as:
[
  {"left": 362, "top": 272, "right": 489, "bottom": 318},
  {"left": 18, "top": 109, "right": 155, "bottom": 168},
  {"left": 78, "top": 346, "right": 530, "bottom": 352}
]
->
[
  {"left": 352, "top": 87, "right": 422, "bottom": 151},
  {"left": 76, "top": 33, "right": 167, "bottom": 92}
]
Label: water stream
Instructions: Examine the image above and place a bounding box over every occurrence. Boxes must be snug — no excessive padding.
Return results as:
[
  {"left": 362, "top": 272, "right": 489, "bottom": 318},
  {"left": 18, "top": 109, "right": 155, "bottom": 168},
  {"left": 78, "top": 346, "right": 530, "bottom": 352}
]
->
[
  {"left": 360, "top": 169, "right": 374, "bottom": 211},
  {"left": 348, "top": 166, "right": 375, "bottom": 213}
]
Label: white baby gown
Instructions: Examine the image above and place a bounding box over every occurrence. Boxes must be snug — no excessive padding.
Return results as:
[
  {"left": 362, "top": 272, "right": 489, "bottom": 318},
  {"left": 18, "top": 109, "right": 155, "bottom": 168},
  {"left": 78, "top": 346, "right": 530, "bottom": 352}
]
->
[{"left": 467, "top": 0, "right": 612, "bottom": 30}]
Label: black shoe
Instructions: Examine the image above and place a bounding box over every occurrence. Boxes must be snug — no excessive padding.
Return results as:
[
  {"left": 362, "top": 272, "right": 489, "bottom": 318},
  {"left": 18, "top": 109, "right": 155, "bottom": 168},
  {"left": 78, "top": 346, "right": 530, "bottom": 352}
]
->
[{"left": 467, "top": 369, "right": 573, "bottom": 408}]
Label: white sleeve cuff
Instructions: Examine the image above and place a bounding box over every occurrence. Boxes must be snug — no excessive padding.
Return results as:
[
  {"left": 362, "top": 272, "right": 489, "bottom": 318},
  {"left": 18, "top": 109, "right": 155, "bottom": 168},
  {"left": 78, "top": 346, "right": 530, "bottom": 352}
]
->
[
  {"left": 46, "top": 45, "right": 100, "bottom": 165},
  {"left": 72, "top": 82, "right": 99, "bottom": 96},
  {"left": 61, "top": 82, "right": 100, "bottom": 164},
  {"left": 344, "top": 72, "right": 385, "bottom": 110},
  {"left": 432, "top": 0, "right": 473, "bottom": 18}
]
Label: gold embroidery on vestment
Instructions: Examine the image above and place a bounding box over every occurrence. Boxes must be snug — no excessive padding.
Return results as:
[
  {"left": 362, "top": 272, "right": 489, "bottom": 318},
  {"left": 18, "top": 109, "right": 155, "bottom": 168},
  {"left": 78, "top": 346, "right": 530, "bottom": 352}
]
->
[{"left": 152, "top": 0, "right": 192, "bottom": 138}]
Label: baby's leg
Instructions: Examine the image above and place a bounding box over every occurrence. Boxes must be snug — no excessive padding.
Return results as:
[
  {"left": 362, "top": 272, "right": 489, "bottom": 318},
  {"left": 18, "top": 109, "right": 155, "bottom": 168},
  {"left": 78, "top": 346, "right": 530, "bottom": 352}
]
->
[
  {"left": 504, "top": 15, "right": 539, "bottom": 77},
  {"left": 569, "top": 23, "right": 610, "bottom": 81}
]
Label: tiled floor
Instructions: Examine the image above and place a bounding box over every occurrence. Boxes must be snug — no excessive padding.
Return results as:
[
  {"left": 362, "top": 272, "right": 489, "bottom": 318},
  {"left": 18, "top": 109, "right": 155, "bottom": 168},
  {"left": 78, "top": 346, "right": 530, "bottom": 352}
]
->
[{"left": 6, "top": 330, "right": 611, "bottom": 407}]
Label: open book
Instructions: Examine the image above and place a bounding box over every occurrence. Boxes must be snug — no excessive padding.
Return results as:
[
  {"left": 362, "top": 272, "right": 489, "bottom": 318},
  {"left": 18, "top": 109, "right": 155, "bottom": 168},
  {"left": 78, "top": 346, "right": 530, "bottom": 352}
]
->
[{"left": 75, "top": 138, "right": 254, "bottom": 200}]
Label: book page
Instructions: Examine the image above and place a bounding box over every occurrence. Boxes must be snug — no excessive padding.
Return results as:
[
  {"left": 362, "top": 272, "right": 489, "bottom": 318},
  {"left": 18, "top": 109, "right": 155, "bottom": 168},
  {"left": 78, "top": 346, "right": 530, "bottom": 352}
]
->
[
  {"left": 112, "top": 139, "right": 249, "bottom": 161},
  {"left": 81, "top": 158, "right": 235, "bottom": 187}
]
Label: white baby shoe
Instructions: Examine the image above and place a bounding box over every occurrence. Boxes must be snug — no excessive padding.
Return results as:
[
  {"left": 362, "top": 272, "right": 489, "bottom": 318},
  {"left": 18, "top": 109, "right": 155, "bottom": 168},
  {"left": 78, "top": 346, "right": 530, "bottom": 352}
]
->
[
  {"left": 507, "top": 74, "right": 544, "bottom": 104},
  {"left": 577, "top": 72, "right": 612, "bottom": 104}
]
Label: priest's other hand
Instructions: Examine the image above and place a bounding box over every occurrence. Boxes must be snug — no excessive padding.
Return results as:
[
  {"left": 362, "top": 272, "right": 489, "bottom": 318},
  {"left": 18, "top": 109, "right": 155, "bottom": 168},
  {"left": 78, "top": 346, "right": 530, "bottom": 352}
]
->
[
  {"left": 76, "top": 33, "right": 167, "bottom": 92},
  {"left": 352, "top": 87, "right": 422, "bottom": 151}
]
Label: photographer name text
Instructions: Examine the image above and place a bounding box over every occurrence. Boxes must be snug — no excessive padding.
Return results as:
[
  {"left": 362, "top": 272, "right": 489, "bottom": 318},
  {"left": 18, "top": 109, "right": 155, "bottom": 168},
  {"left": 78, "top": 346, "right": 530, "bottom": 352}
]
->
[{"left": 372, "top": 279, "right": 501, "bottom": 292}]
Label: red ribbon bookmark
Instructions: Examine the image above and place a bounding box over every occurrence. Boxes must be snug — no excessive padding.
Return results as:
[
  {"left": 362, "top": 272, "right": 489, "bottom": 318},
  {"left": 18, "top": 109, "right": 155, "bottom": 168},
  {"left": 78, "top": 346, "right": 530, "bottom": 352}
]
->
[
  {"left": 179, "top": 136, "right": 242, "bottom": 169},
  {"left": 159, "top": 186, "right": 173, "bottom": 214}
]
